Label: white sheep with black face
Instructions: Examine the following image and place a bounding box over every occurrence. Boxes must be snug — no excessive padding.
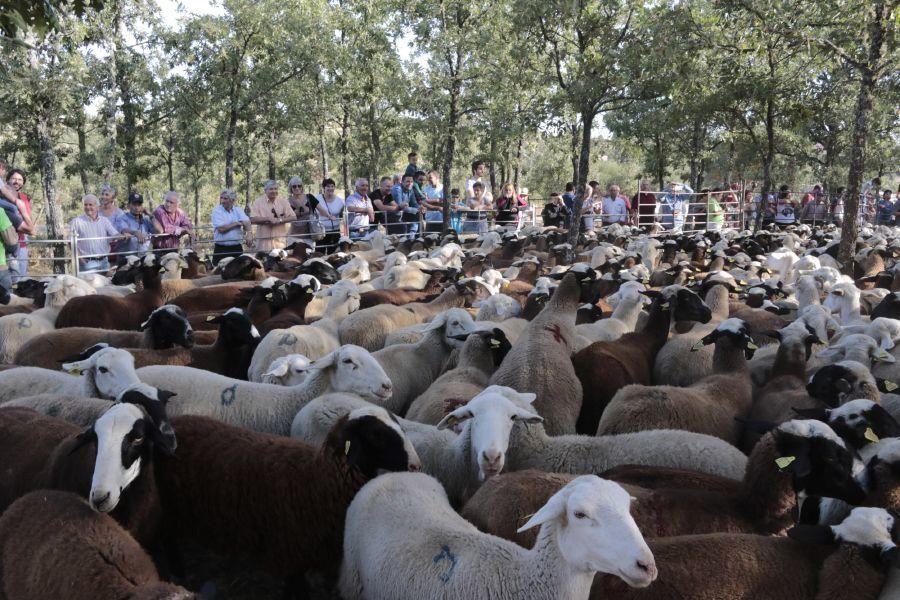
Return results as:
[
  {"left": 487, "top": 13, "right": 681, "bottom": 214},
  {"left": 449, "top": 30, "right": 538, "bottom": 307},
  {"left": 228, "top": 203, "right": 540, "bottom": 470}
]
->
[
  {"left": 338, "top": 472, "right": 656, "bottom": 600},
  {"left": 138, "top": 345, "right": 393, "bottom": 435},
  {"left": 0, "top": 346, "right": 141, "bottom": 403}
]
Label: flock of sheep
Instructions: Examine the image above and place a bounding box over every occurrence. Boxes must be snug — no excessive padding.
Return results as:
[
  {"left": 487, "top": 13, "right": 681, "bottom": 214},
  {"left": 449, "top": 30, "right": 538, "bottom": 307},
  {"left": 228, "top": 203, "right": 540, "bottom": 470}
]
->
[{"left": 1, "top": 222, "right": 900, "bottom": 599}]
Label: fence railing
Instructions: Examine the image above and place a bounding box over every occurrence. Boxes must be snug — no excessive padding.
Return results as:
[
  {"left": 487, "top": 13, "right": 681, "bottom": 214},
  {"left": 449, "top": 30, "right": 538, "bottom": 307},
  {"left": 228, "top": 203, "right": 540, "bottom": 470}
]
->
[{"left": 12, "top": 190, "right": 891, "bottom": 278}]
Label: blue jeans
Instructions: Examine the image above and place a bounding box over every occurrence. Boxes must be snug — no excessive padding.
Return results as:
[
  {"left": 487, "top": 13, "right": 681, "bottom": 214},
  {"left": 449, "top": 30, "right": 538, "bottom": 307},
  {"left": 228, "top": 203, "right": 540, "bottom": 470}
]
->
[{"left": 0, "top": 267, "right": 11, "bottom": 294}]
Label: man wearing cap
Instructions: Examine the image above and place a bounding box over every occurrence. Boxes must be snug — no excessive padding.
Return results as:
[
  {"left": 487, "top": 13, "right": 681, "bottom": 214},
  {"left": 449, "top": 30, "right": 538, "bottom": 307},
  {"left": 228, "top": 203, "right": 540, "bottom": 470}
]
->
[
  {"left": 211, "top": 188, "right": 251, "bottom": 264},
  {"left": 115, "top": 192, "right": 154, "bottom": 255}
]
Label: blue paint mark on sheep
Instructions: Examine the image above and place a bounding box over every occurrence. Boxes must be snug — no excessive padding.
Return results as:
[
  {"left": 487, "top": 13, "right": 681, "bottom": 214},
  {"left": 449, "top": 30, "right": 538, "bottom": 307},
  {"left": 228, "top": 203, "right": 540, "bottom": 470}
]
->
[
  {"left": 432, "top": 545, "right": 457, "bottom": 583},
  {"left": 279, "top": 333, "right": 297, "bottom": 346},
  {"left": 221, "top": 384, "right": 237, "bottom": 406},
  {"left": 18, "top": 317, "right": 31, "bottom": 329}
]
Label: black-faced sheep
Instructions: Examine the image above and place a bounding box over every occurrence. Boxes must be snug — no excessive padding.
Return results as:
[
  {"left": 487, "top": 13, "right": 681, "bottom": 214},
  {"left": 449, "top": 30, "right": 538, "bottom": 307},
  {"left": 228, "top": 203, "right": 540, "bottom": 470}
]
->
[
  {"left": 156, "top": 407, "right": 420, "bottom": 596},
  {"left": 597, "top": 318, "right": 756, "bottom": 445}
]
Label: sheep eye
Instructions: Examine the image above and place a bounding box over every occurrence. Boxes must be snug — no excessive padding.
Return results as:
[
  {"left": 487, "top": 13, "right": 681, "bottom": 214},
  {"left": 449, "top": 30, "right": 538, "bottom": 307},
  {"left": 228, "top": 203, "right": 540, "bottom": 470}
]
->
[
  {"left": 574, "top": 511, "right": 588, "bottom": 519},
  {"left": 98, "top": 366, "right": 109, "bottom": 374}
]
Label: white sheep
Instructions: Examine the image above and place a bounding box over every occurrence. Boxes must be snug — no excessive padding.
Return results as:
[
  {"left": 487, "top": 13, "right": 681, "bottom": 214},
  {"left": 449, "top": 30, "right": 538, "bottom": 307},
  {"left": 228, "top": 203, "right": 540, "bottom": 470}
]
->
[
  {"left": 372, "top": 308, "right": 473, "bottom": 414},
  {"left": 247, "top": 281, "right": 359, "bottom": 381},
  {"left": 0, "top": 275, "right": 96, "bottom": 363},
  {"left": 293, "top": 388, "right": 544, "bottom": 505},
  {"left": 476, "top": 293, "right": 522, "bottom": 322},
  {"left": 576, "top": 290, "right": 647, "bottom": 343},
  {"left": 824, "top": 281, "right": 867, "bottom": 326},
  {"left": 260, "top": 354, "right": 311, "bottom": 386},
  {"left": 338, "top": 472, "right": 656, "bottom": 600},
  {"left": 0, "top": 346, "right": 141, "bottom": 403},
  {"left": 137, "top": 345, "right": 393, "bottom": 435}
]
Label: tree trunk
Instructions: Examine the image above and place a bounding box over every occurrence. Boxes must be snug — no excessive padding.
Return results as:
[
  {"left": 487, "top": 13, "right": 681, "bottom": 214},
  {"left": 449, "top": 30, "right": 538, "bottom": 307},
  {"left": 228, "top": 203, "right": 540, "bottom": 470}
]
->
[
  {"left": 116, "top": 52, "right": 136, "bottom": 194},
  {"left": 838, "top": 1, "right": 887, "bottom": 275},
  {"left": 318, "top": 121, "right": 329, "bottom": 180},
  {"left": 689, "top": 120, "right": 701, "bottom": 190},
  {"left": 368, "top": 101, "right": 380, "bottom": 184},
  {"left": 754, "top": 97, "right": 776, "bottom": 232},
  {"left": 193, "top": 180, "right": 201, "bottom": 227},
  {"left": 489, "top": 135, "right": 497, "bottom": 197},
  {"left": 655, "top": 133, "right": 665, "bottom": 190},
  {"left": 340, "top": 103, "right": 350, "bottom": 195},
  {"left": 442, "top": 77, "right": 461, "bottom": 234},
  {"left": 267, "top": 130, "right": 276, "bottom": 181},
  {"left": 570, "top": 122, "right": 580, "bottom": 185},
  {"left": 75, "top": 112, "right": 90, "bottom": 195},
  {"left": 225, "top": 102, "right": 238, "bottom": 188},
  {"left": 513, "top": 134, "right": 523, "bottom": 186},
  {"left": 567, "top": 108, "right": 595, "bottom": 248},
  {"left": 166, "top": 132, "right": 175, "bottom": 191},
  {"left": 36, "top": 112, "right": 66, "bottom": 274}
]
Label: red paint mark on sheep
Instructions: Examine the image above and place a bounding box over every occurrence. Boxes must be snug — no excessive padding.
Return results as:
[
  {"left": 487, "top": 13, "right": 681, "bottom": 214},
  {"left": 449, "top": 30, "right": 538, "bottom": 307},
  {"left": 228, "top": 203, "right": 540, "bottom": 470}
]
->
[{"left": 545, "top": 324, "right": 568, "bottom": 346}]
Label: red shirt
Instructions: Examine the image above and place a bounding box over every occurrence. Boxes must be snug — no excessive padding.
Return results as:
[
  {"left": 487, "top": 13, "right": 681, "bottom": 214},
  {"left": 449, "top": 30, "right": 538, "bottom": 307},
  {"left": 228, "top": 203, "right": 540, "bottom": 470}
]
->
[{"left": 15, "top": 192, "right": 31, "bottom": 247}]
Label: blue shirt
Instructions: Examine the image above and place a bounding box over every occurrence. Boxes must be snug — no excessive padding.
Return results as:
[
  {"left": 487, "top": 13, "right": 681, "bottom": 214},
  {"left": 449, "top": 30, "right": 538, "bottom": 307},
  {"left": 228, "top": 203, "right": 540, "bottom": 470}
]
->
[
  {"left": 562, "top": 192, "right": 576, "bottom": 212},
  {"left": 876, "top": 199, "right": 895, "bottom": 223},
  {"left": 114, "top": 211, "right": 154, "bottom": 253},
  {"left": 392, "top": 185, "right": 419, "bottom": 210},
  {"left": 211, "top": 204, "right": 249, "bottom": 245}
]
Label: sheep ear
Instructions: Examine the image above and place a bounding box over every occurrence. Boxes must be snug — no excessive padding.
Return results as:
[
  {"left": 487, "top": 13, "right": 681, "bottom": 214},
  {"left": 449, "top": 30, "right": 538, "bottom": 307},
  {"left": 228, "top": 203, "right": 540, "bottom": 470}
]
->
[
  {"left": 156, "top": 390, "right": 176, "bottom": 406},
  {"left": 881, "top": 546, "right": 900, "bottom": 567},
  {"left": 69, "top": 427, "right": 96, "bottom": 455},
  {"left": 870, "top": 405, "right": 900, "bottom": 438},
  {"left": 876, "top": 378, "right": 900, "bottom": 393},
  {"left": 436, "top": 408, "right": 474, "bottom": 430},
  {"left": 149, "top": 419, "right": 177, "bottom": 456},
  {"left": 264, "top": 362, "right": 291, "bottom": 378},
  {"left": 517, "top": 487, "right": 569, "bottom": 533},
  {"left": 513, "top": 410, "right": 544, "bottom": 424},
  {"left": 735, "top": 416, "right": 777, "bottom": 434},
  {"left": 816, "top": 347, "right": 844, "bottom": 361},
  {"left": 787, "top": 524, "right": 836, "bottom": 545}
]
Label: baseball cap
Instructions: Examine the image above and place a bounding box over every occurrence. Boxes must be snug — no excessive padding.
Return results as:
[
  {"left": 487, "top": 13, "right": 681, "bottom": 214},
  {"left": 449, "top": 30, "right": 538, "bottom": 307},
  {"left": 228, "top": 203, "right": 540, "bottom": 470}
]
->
[{"left": 128, "top": 192, "right": 144, "bottom": 204}]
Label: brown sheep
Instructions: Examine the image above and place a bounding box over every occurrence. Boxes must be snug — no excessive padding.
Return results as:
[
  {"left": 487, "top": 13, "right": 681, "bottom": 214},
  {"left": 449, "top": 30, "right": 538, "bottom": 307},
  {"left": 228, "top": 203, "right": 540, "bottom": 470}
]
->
[
  {"left": 0, "top": 490, "right": 194, "bottom": 600},
  {"left": 596, "top": 318, "right": 755, "bottom": 445},
  {"left": 465, "top": 418, "right": 867, "bottom": 551},
  {"left": 12, "top": 304, "right": 208, "bottom": 369},
  {"left": 156, "top": 408, "right": 420, "bottom": 597},
  {"left": 572, "top": 286, "right": 712, "bottom": 435},
  {"left": 55, "top": 261, "right": 164, "bottom": 330}
]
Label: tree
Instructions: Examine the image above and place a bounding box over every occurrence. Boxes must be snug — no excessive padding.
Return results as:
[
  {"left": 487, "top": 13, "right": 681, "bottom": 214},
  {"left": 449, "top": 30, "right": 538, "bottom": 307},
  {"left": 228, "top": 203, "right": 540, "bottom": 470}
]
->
[
  {"left": 517, "top": 0, "right": 650, "bottom": 244},
  {"left": 1, "top": 0, "right": 103, "bottom": 39}
]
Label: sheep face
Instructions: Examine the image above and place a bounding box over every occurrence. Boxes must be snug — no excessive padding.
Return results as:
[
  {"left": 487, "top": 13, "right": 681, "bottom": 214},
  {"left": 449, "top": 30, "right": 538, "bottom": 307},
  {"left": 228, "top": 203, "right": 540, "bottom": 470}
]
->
[
  {"left": 775, "top": 421, "right": 867, "bottom": 505},
  {"left": 262, "top": 354, "right": 311, "bottom": 386},
  {"left": 518, "top": 476, "right": 657, "bottom": 587},
  {"left": 62, "top": 347, "right": 142, "bottom": 400},
  {"left": 789, "top": 507, "right": 898, "bottom": 564},
  {"left": 425, "top": 308, "right": 474, "bottom": 349},
  {"left": 806, "top": 361, "right": 878, "bottom": 407},
  {"left": 141, "top": 305, "right": 194, "bottom": 349},
  {"left": 437, "top": 391, "right": 542, "bottom": 480},
  {"left": 873, "top": 293, "right": 900, "bottom": 320},
  {"left": 795, "top": 399, "right": 900, "bottom": 450},
  {"left": 208, "top": 308, "right": 261, "bottom": 344},
  {"left": 339, "top": 407, "right": 421, "bottom": 476},
  {"left": 73, "top": 403, "right": 174, "bottom": 513},
  {"left": 318, "top": 345, "right": 393, "bottom": 402}
]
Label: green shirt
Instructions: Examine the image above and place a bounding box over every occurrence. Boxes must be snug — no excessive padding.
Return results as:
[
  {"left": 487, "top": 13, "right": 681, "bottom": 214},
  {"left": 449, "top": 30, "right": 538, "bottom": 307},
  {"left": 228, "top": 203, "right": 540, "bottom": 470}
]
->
[
  {"left": 0, "top": 209, "right": 11, "bottom": 267},
  {"left": 707, "top": 197, "right": 724, "bottom": 224}
]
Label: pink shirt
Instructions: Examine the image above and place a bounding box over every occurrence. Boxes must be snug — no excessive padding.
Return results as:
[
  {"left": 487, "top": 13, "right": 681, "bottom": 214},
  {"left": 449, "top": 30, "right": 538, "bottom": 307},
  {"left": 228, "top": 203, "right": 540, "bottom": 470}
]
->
[{"left": 152, "top": 205, "right": 192, "bottom": 249}]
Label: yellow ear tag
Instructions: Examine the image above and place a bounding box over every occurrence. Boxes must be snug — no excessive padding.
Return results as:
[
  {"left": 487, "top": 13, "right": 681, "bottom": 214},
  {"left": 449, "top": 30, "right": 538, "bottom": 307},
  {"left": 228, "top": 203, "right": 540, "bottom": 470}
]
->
[
  {"left": 660, "top": 302, "right": 670, "bottom": 309},
  {"left": 490, "top": 339, "right": 501, "bottom": 348},
  {"left": 747, "top": 341, "right": 759, "bottom": 350},
  {"left": 865, "top": 428, "right": 880, "bottom": 443},
  {"left": 344, "top": 440, "right": 351, "bottom": 455},
  {"left": 775, "top": 456, "right": 796, "bottom": 471},
  {"left": 306, "top": 289, "right": 314, "bottom": 295},
  {"left": 690, "top": 340, "right": 705, "bottom": 351},
  {"left": 265, "top": 293, "right": 273, "bottom": 300},
  {"left": 159, "top": 267, "right": 166, "bottom": 273},
  {"left": 876, "top": 350, "right": 891, "bottom": 361},
  {"left": 885, "top": 380, "right": 899, "bottom": 392},
  {"left": 206, "top": 315, "right": 216, "bottom": 322},
  {"left": 67, "top": 367, "right": 82, "bottom": 376}
]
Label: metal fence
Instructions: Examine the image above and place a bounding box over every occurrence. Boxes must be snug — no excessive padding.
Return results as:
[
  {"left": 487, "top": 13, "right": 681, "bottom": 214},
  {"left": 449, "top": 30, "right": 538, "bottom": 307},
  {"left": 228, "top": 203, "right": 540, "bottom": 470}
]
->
[{"left": 11, "top": 188, "right": 891, "bottom": 278}]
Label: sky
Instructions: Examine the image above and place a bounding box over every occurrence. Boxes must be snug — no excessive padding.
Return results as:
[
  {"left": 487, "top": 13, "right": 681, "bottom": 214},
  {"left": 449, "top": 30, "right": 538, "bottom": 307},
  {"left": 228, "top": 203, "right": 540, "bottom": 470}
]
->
[{"left": 157, "top": 0, "right": 225, "bottom": 28}]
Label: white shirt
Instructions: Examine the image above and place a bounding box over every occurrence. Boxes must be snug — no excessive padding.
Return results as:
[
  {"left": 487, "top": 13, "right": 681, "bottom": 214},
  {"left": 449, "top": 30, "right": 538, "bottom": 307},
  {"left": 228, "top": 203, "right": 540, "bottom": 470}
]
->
[
  {"left": 318, "top": 196, "right": 345, "bottom": 231},
  {"left": 602, "top": 196, "right": 627, "bottom": 223},
  {"left": 345, "top": 193, "right": 371, "bottom": 230},
  {"left": 465, "top": 177, "right": 493, "bottom": 202}
]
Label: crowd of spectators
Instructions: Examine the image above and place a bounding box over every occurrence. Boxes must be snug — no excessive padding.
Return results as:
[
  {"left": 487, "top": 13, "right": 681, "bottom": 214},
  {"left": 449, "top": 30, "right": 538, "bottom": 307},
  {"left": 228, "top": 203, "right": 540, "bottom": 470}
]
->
[{"left": 0, "top": 148, "right": 894, "bottom": 289}]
